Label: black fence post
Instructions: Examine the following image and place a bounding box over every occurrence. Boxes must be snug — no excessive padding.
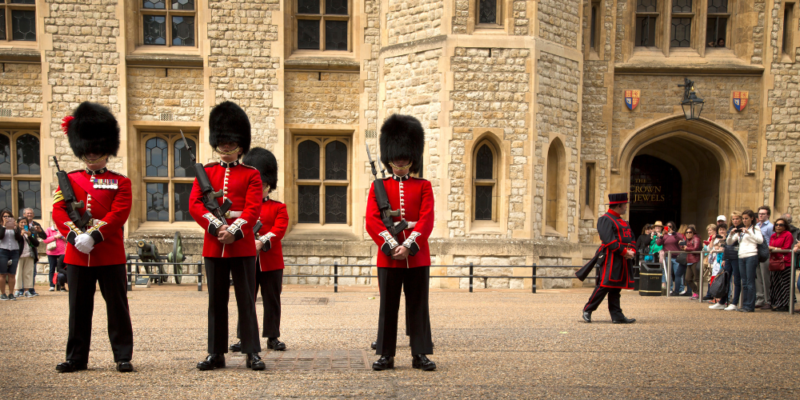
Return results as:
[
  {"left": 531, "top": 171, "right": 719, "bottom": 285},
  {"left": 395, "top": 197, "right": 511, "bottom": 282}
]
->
[
  {"left": 126, "top": 260, "right": 132, "bottom": 292},
  {"left": 197, "top": 261, "right": 203, "bottom": 292},
  {"left": 469, "top": 262, "right": 474, "bottom": 293},
  {"left": 334, "top": 261, "right": 339, "bottom": 293},
  {"left": 531, "top": 263, "right": 537, "bottom": 294}
]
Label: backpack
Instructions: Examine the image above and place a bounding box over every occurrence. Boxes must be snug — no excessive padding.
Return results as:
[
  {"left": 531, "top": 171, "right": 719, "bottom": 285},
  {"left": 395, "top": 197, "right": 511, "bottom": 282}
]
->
[{"left": 709, "top": 269, "right": 729, "bottom": 299}]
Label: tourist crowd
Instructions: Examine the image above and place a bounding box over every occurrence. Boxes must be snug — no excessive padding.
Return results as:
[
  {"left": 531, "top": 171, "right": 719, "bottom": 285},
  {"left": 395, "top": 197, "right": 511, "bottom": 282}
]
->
[{"left": 636, "top": 206, "right": 798, "bottom": 313}]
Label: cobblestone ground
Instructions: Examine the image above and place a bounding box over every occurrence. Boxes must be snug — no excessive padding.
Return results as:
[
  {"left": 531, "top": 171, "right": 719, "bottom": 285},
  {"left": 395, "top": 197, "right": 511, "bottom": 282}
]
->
[{"left": 1, "top": 285, "right": 799, "bottom": 399}]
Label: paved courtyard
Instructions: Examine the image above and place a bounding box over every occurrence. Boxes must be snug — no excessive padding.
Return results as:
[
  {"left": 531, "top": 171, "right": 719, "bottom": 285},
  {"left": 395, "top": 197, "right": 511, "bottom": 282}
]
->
[{"left": 1, "top": 284, "right": 799, "bottom": 399}]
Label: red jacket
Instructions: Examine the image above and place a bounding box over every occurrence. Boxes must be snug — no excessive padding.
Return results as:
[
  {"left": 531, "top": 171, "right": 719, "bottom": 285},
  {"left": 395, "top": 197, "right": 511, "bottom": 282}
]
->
[
  {"left": 188, "top": 161, "right": 262, "bottom": 258},
  {"left": 256, "top": 198, "right": 288, "bottom": 271},
  {"left": 366, "top": 175, "right": 434, "bottom": 268},
  {"left": 52, "top": 168, "right": 132, "bottom": 267}
]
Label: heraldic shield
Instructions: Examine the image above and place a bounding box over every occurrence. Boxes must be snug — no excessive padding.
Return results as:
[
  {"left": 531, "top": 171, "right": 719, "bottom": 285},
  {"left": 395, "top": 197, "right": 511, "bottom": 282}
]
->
[
  {"left": 625, "top": 90, "right": 640, "bottom": 111},
  {"left": 733, "top": 91, "right": 748, "bottom": 112}
]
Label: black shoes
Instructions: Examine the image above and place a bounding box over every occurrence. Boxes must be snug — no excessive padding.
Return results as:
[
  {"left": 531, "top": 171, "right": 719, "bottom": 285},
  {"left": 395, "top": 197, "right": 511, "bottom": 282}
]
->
[
  {"left": 197, "top": 354, "right": 226, "bottom": 370},
  {"left": 371, "top": 341, "right": 377, "bottom": 350},
  {"left": 56, "top": 360, "right": 88, "bottom": 373},
  {"left": 229, "top": 341, "right": 242, "bottom": 352},
  {"left": 267, "top": 338, "right": 286, "bottom": 351},
  {"left": 612, "top": 317, "right": 636, "bottom": 324},
  {"left": 246, "top": 353, "right": 266, "bottom": 370},
  {"left": 772, "top": 306, "right": 789, "bottom": 312},
  {"left": 412, "top": 354, "right": 436, "bottom": 371},
  {"left": 372, "top": 356, "right": 394, "bottom": 371},
  {"left": 116, "top": 361, "right": 134, "bottom": 372},
  {"left": 582, "top": 311, "right": 592, "bottom": 323}
]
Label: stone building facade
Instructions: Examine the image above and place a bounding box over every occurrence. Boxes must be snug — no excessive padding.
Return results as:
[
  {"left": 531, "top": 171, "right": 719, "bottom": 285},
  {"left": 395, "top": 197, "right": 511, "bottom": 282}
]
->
[{"left": 0, "top": 0, "right": 793, "bottom": 289}]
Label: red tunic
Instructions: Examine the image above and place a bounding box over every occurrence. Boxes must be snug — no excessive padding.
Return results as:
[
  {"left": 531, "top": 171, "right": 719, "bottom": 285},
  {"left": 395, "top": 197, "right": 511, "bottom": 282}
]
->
[
  {"left": 52, "top": 169, "right": 132, "bottom": 267},
  {"left": 256, "top": 198, "right": 288, "bottom": 271},
  {"left": 366, "top": 175, "right": 434, "bottom": 268},
  {"left": 188, "top": 161, "right": 262, "bottom": 258},
  {"left": 596, "top": 209, "right": 637, "bottom": 290}
]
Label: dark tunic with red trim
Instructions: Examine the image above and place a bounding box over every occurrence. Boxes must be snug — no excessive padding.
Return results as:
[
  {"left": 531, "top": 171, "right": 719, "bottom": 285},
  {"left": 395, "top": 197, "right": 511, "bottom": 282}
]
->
[{"left": 596, "top": 209, "right": 636, "bottom": 290}]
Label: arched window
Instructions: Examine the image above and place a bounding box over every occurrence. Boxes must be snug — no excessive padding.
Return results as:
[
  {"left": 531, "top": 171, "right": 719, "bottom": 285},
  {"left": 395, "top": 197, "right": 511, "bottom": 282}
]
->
[
  {"left": 142, "top": 132, "right": 197, "bottom": 222},
  {"left": 0, "top": 130, "right": 40, "bottom": 218},
  {"left": 473, "top": 141, "right": 497, "bottom": 221},
  {"left": 546, "top": 139, "right": 566, "bottom": 235},
  {"left": 295, "top": 136, "right": 349, "bottom": 225}
]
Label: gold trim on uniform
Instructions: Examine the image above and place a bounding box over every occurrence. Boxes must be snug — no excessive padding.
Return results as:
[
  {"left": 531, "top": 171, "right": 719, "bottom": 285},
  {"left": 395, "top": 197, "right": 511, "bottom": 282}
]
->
[
  {"left": 227, "top": 218, "right": 248, "bottom": 236},
  {"left": 64, "top": 221, "right": 83, "bottom": 236},
  {"left": 53, "top": 190, "right": 64, "bottom": 204}
]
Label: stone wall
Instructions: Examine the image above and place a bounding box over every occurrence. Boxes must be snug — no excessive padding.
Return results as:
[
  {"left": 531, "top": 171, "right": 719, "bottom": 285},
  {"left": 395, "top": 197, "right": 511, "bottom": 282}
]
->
[
  {"left": 537, "top": 0, "right": 581, "bottom": 48},
  {"left": 512, "top": 0, "right": 529, "bottom": 35},
  {"left": 127, "top": 68, "right": 204, "bottom": 122},
  {"left": 0, "top": 64, "right": 42, "bottom": 119},
  {"left": 284, "top": 72, "right": 360, "bottom": 125},
  {"left": 452, "top": 0, "right": 468, "bottom": 34},
  {"left": 451, "top": 255, "right": 528, "bottom": 289},
  {"left": 207, "top": 0, "right": 280, "bottom": 151},
  {"left": 535, "top": 52, "right": 581, "bottom": 240},
  {"left": 449, "top": 47, "right": 530, "bottom": 238},
  {"left": 752, "top": 0, "right": 767, "bottom": 64},
  {"left": 44, "top": 0, "right": 123, "bottom": 175},
  {"left": 386, "top": 0, "right": 444, "bottom": 45}
]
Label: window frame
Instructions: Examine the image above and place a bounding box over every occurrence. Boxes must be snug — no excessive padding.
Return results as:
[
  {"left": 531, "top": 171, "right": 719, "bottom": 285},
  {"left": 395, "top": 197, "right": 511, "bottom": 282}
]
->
[
  {"left": 293, "top": 135, "right": 351, "bottom": 226},
  {"left": 472, "top": 140, "right": 498, "bottom": 223},
  {"left": 634, "top": 0, "right": 661, "bottom": 49},
  {"left": 669, "top": 0, "right": 695, "bottom": 49},
  {"left": 782, "top": 2, "right": 796, "bottom": 62},
  {"left": 140, "top": 131, "right": 198, "bottom": 223},
  {"left": 705, "top": 0, "right": 730, "bottom": 50},
  {"left": 294, "top": 0, "right": 351, "bottom": 53},
  {"left": 475, "top": 0, "right": 503, "bottom": 29},
  {"left": 0, "top": 0, "right": 36, "bottom": 44},
  {"left": 0, "top": 129, "right": 41, "bottom": 218},
  {"left": 138, "top": 0, "right": 198, "bottom": 49}
]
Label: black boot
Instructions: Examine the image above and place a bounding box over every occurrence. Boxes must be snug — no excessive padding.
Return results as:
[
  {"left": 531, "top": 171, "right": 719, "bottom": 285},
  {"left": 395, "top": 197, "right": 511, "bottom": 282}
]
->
[
  {"left": 116, "top": 361, "right": 134, "bottom": 373},
  {"left": 196, "top": 354, "right": 225, "bottom": 371},
  {"left": 612, "top": 317, "right": 636, "bottom": 324},
  {"left": 56, "top": 360, "right": 87, "bottom": 373},
  {"left": 267, "top": 338, "right": 286, "bottom": 351},
  {"left": 229, "top": 341, "right": 242, "bottom": 352},
  {"left": 372, "top": 356, "right": 394, "bottom": 371},
  {"left": 582, "top": 311, "right": 592, "bottom": 323},
  {"left": 246, "top": 353, "right": 266, "bottom": 370},
  {"left": 412, "top": 354, "right": 436, "bottom": 371}
]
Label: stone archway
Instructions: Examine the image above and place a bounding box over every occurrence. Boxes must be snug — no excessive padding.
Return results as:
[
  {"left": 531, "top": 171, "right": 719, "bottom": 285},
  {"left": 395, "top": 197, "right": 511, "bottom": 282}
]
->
[{"left": 616, "top": 116, "right": 752, "bottom": 228}]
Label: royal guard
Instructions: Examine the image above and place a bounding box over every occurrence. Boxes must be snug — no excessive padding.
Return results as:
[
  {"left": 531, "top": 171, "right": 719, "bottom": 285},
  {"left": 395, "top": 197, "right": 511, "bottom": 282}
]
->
[
  {"left": 366, "top": 114, "right": 436, "bottom": 371},
  {"left": 189, "top": 101, "right": 265, "bottom": 371},
  {"left": 229, "top": 147, "right": 289, "bottom": 353},
  {"left": 576, "top": 193, "right": 637, "bottom": 324},
  {"left": 53, "top": 102, "right": 134, "bottom": 373}
]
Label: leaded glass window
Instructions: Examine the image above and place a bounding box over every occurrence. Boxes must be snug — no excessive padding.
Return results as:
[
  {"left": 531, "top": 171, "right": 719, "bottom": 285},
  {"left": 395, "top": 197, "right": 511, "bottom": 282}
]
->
[
  {"left": 295, "top": 137, "right": 350, "bottom": 225},
  {"left": 142, "top": 132, "right": 198, "bottom": 222},
  {"left": 637, "top": 0, "right": 657, "bottom": 12},
  {"left": 473, "top": 142, "right": 497, "bottom": 222},
  {"left": 672, "top": 0, "right": 692, "bottom": 13},
  {"left": 707, "top": 0, "right": 727, "bottom": 13},
  {"left": 140, "top": 0, "right": 195, "bottom": 47},
  {"left": 478, "top": 0, "right": 500, "bottom": 25},
  {"left": 296, "top": 0, "right": 350, "bottom": 51},
  {"left": 635, "top": 0, "right": 658, "bottom": 47},
  {"left": 0, "top": 0, "right": 35, "bottom": 42},
  {"left": 671, "top": 18, "right": 692, "bottom": 47},
  {"left": 0, "top": 130, "right": 40, "bottom": 218},
  {"left": 707, "top": 0, "right": 729, "bottom": 48}
]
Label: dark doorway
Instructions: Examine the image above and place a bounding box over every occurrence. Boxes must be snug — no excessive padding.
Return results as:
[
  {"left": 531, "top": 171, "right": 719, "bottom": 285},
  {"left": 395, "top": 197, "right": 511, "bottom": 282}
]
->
[{"left": 629, "top": 155, "right": 682, "bottom": 236}]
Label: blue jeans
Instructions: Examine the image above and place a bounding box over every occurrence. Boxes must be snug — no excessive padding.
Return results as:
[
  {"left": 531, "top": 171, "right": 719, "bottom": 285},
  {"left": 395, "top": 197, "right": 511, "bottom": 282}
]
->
[
  {"left": 0, "top": 248, "right": 20, "bottom": 275},
  {"left": 738, "top": 256, "right": 759, "bottom": 311},
  {"left": 671, "top": 258, "right": 685, "bottom": 293},
  {"left": 727, "top": 258, "right": 741, "bottom": 305},
  {"left": 47, "top": 255, "right": 59, "bottom": 288}
]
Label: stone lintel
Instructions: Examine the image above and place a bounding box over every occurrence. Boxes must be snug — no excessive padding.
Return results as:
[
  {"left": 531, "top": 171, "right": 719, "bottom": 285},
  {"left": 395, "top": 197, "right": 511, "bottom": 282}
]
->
[
  {"left": 125, "top": 54, "right": 204, "bottom": 68},
  {"left": 284, "top": 58, "right": 360, "bottom": 71},
  {"left": 614, "top": 62, "right": 765, "bottom": 76},
  {"left": 0, "top": 48, "right": 41, "bottom": 64}
]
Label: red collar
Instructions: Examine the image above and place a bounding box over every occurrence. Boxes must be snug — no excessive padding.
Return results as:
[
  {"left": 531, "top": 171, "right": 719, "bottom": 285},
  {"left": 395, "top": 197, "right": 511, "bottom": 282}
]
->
[{"left": 607, "top": 209, "right": 621, "bottom": 218}]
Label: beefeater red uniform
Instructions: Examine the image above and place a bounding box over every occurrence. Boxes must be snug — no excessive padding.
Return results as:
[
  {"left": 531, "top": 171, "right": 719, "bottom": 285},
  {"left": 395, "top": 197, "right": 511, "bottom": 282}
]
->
[
  {"left": 53, "top": 168, "right": 132, "bottom": 267},
  {"left": 188, "top": 160, "right": 262, "bottom": 258},
  {"left": 256, "top": 198, "right": 288, "bottom": 271},
  {"left": 365, "top": 175, "right": 435, "bottom": 268}
]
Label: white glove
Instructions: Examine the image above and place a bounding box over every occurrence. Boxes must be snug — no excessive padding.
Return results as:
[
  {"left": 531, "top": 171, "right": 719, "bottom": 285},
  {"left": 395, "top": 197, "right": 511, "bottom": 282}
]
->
[{"left": 74, "top": 233, "right": 95, "bottom": 254}]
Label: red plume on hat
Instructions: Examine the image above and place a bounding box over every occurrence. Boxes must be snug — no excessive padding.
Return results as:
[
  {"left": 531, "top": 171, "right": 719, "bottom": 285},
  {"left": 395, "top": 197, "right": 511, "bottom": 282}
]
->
[{"left": 61, "top": 116, "right": 74, "bottom": 135}]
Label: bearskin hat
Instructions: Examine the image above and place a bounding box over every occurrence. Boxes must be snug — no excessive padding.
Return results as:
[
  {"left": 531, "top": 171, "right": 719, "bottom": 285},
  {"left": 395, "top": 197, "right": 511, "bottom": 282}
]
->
[
  {"left": 242, "top": 147, "right": 278, "bottom": 192},
  {"left": 65, "top": 102, "right": 120, "bottom": 159},
  {"left": 209, "top": 101, "right": 251, "bottom": 155},
  {"left": 379, "top": 114, "right": 425, "bottom": 174}
]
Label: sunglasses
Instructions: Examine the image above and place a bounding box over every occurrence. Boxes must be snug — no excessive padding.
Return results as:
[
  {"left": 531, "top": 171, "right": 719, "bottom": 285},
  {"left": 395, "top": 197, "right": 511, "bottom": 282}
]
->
[
  {"left": 776, "top": 224, "right": 786, "bottom": 227},
  {"left": 686, "top": 231, "right": 695, "bottom": 234}
]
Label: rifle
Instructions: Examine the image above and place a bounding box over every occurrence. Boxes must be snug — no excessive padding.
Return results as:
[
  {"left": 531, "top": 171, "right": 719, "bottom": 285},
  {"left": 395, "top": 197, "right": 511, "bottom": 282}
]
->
[
  {"left": 366, "top": 144, "right": 407, "bottom": 241},
  {"left": 52, "top": 156, "right": 92, "bottom": 228},
  {"left": 180, "top": 130, "right": 232, "bottom": 222}
]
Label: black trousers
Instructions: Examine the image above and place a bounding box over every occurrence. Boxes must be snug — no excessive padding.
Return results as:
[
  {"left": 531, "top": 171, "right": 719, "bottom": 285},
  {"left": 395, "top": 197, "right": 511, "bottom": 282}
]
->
[
  {"left": 583, "top": 283, "right": 624, "bottom": 320},
  {"left": 237, "top": 266, "right": 283, "bottom": 339},
  {"left": 205, "top": 257, "right": 261, "bottom": 354},
  {"left": 66, "top": 264, "right": 133, "bottom": 363},
  {"left": 376, "top": 266, "right": 433, "bottom": 357}
]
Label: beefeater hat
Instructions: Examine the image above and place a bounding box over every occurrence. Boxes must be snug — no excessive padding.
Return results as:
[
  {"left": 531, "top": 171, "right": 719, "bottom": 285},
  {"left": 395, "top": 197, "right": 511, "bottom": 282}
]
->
[
  {"left": 209, "top": 101, "right": 251, "bottom": 156},
  {"left": 379, "top": 114, "right": 424, "bottom": 175},
  {"left": 608, "top": 193, "right": 629, "bottom": 205},
  {"left": 62, "top": 102, "right": 120, "bottom": 159},
  {"left": 242, "top": 147, "right": 278, "bottom": 193}
]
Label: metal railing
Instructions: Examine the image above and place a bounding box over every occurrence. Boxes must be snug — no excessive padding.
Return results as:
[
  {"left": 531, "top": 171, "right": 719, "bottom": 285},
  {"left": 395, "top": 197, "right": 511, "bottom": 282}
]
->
[
  {"left": 665, "top": 249, "right": 797, "bottom": 315},
  {"left": 126, "top": 258, "right": 205, "bottom": 292}
]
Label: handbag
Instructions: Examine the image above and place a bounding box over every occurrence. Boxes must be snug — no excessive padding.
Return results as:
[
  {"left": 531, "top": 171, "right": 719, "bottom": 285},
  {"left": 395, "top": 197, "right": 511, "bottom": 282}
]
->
[
  {"left": 46, "top": 241, "right": 57, "bottom": 251},
  {"left": 769, "top": 254, "right": 787, "bottom": 272},
  {"left": 709, "top": 269, "right": 729, "bottom": 299},
  {"left": 757, "top": 240, "right": 770, "bottom": 263},
  {"left": 676, "top": 252, "right": 688, "bottom": 265}
]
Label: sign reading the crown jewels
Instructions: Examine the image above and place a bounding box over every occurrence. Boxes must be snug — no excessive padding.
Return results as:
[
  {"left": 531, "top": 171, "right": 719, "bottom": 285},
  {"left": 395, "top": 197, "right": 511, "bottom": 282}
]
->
[
  {"left": 624, "top": 90, "right": 640, "bottom": 111},
  {"left": 732, "top": 91, "right": 748, "bottom": 112}
]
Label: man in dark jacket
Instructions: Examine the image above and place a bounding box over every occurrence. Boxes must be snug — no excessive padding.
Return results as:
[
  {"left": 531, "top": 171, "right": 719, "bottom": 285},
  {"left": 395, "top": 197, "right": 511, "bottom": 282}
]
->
[{"left": 22, "top": 208, "right": 45, "bottom": 295}]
